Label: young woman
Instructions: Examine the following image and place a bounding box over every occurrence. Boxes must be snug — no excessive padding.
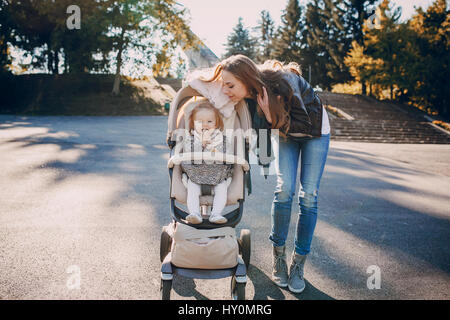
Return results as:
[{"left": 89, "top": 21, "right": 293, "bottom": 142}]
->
[{"left": 206, "top": 54, "right": 330, "bottom": 293}]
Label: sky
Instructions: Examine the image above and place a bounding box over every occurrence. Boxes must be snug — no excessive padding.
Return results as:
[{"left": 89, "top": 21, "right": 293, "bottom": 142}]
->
[{"left": 178, "top": 0, "right": 437, "bottom": 58}]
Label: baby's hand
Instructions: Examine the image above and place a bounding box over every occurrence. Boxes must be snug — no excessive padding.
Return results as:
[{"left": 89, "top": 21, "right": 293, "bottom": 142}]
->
[
  {"left": 202, "top": 136, "right": 211, "bottom": 147},
  {"left": 202, "top": 129, "right": 213, "bottom": 140},
  {"left": 204, "top": 128, "right": 214, "bottom": 136}
]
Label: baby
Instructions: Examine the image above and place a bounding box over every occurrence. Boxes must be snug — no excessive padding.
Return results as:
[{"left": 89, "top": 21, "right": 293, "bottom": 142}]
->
[{"left": 181, "top": 101, "right": 233, "bottom": 224}]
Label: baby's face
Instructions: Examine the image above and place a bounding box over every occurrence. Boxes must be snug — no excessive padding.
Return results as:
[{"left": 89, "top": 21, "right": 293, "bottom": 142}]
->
[{"left": 193, "top": 108, "right": 217, "bottom": 133}]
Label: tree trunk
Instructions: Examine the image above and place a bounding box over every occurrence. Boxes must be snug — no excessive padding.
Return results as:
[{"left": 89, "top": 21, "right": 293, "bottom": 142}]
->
[
  {"left": 47, "top": 47, "right": 53, "bottom": 74},
  {"left": 63, "top": 50, "right": 68, "bottom": 73},
  {"left": 362, "top": 81, "right": 367, "bottom": 95},
  {"left": 54, "top": 50, "right": 59, "bottom": 74},
  {"left": 112, "top": 28, "right": 126, "bottom": 96}
]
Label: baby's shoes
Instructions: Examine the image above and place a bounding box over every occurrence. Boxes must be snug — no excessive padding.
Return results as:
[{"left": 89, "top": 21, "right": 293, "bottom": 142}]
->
[
  {"left": 187, "top": 212, "right": 227, "bottom": 224},
  {"left": 186, "top": 213, "right": 202, "bottom": 224},
  {"left": 209, "top": 212, "right": 227, "bottom": 224}
]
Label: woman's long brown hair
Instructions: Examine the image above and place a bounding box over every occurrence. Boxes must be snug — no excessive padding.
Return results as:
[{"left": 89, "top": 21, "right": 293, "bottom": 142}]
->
[
  {"left": 258, "top": 60, "right": 304, "bottom": 135},
  {"left": 205, "top": 54, "right": 296, "bottom": 136}
]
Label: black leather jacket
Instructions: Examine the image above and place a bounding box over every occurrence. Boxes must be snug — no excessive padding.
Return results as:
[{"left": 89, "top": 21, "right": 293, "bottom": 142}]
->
[
  {"left": 247, "top": 72, "right": 324, "bottom": 139},
  {"left": 246, "top": 73, "right": 324, "bottom": 175},
  {"left": 281, "top": 72, "right": 323, "bottom": 139}
]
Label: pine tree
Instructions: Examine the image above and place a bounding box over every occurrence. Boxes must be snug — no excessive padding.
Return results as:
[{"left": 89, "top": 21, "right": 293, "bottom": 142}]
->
[
  {"left": 363, "top": 0, "right": 403, "bottom": 99},
  {"left": 271, "top": 0, "right": 305, "bottom": 64},
  {"left": 347, "top": 0, "right": 378, "bottom": 94},
  {"left": 224, "top": 17, "right": 257, "bottom": 60},
  {"left": 348, "top": 0, "right": 379, "bottom": 46},
  {"left": 304, "top": 0, "right": 378, "bottom": 90},
  {"left": 305, "top": 0, "right": 353, "bottom": 89},
  {"left": 256, "top": 10, "right": 275, "bottom": 62}
]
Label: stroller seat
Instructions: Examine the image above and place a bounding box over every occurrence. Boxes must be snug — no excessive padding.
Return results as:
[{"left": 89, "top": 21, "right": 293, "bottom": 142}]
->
[{"left": 167, "top": 88, "right": 251, "bottom": 227}]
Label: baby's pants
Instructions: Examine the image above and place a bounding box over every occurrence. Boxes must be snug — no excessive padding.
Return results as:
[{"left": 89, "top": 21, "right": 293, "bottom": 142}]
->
[{"left": 187, "top": 179, "right": 228, "bottom": 216}]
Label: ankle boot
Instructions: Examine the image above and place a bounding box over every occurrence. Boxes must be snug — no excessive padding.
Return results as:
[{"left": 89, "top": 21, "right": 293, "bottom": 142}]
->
[
  {"left": 288, "top": 252, "right": 307, "bottom": 293},
  {"left": 272, "top": 245, "right": 288, "bottom": 287}
]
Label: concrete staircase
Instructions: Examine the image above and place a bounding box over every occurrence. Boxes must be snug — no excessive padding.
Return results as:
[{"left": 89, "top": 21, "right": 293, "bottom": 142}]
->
[{"left": 318, "top": 92, "right": 450, "bottom": 144}]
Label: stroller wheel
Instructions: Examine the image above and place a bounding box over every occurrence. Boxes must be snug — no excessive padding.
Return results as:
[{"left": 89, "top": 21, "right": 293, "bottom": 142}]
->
[
  {"left": 160, "top": 226, "right": 172, "bottom": 262},
  {"left": 230, "top": 276, "right": 246, "bottom": 300},
  {"left": 161, "top": 279, "right": 172, "bottom": 300},
  {"left": 238, "top": 229, "right": 251, "bottom": 269}
]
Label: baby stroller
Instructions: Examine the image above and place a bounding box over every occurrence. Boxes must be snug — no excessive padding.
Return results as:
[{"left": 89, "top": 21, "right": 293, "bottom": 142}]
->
[{"left": 161, "top": 83, "right": 252, "bottom": 300}]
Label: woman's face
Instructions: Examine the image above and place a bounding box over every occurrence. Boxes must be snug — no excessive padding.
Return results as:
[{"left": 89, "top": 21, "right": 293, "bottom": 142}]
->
[{"left": 221, "top": 70, "right": 249, "bottom": 103}]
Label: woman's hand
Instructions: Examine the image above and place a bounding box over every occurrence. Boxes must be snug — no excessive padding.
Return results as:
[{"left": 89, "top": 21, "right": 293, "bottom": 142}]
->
[{"left": 257, "top": 86, "right": 272, "bottom": 124}]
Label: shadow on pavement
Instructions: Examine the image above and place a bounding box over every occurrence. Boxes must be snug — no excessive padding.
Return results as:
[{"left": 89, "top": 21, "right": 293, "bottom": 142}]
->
[
  {"left": 171, "top": 276, "right": 209, "bottom": 300},
  {"left": 248, "top": 265, "right": 335, "bottom": 300},
  {"left": 322, "top": 147, "right": 450, "bottom": 274}
]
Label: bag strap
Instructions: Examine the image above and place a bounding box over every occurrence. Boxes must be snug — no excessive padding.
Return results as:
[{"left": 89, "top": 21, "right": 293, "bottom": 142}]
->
[
  {"left": 190, "top": 133, "right": 195, "bottom": 164},
  {"left": 223, "top": 134, "right": 226, "bottom": 154}
]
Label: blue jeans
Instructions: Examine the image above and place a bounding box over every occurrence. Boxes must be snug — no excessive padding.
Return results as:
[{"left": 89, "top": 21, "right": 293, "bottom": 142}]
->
[{"left": 269, "top": 134, "right": 330, "bottom": 255}]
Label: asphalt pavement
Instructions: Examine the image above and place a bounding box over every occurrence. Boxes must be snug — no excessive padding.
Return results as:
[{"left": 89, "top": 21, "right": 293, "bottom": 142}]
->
[{"left": 0, "top": 115, "right": 449, "bottom": 300}]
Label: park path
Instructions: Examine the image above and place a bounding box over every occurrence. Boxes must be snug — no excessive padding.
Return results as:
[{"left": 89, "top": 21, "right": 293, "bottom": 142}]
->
[{"left": 0, "top": 115, "right": 449, "bottom": 300}]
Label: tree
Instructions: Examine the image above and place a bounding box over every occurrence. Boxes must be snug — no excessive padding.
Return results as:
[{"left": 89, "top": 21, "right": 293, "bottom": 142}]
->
[
  {"left": 348, "top": 0, "right": 428, "bottom": 100},
  {"left": 407, "top": 0, "right": 449, "bottom": 118},
  {"left": 305, "top": 0, "right": 352, "bottom": 88},
  {"left": 61, "top": 2, "right": 112, "bottom": 74},
  {"left": 347, "top": 0, "right": 379, "bottom": 46},
  {"left": 363, "top": 0, "right": 404, "bottom": 99},
  {"left": 1, "top": 0, "right": 194, "bottom": 92},
  {"left": 0, "top": 0, "right": 13, "bottom": 73},
  {"left": 345, "top": 0, "right": 449, "bottom": 119},
  {"left": 3, "top": 0, "right": 109, "bottom": 74},
  {"left": 109, "top": 0, "right": 195, "bottom": 95},
  {"left": 344, "top": 40, "right": 384, "bottom": 96},
  {"left": 345, "top": 0, "right": 406, "bottom": 98},
  {"left": 224, "top": 17, "right": 257, "bottom": 60},
  {"left": 271, "top": 0, "right": 306, "bottom": 64},
  {"left": 255, "top": 10, "right": 275, "bottom": 62},
  {"left": 304, "top": 0, "right": 377, "bottom": 89},
  {"left": 4, "top": 0, "right": 62, "bottom": 74},
  {"left": 173, "top": 53, "right": 187, "bottom": 79},
  {"left": 347, "top": 0, "right": 379, "bottom": 94}
]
